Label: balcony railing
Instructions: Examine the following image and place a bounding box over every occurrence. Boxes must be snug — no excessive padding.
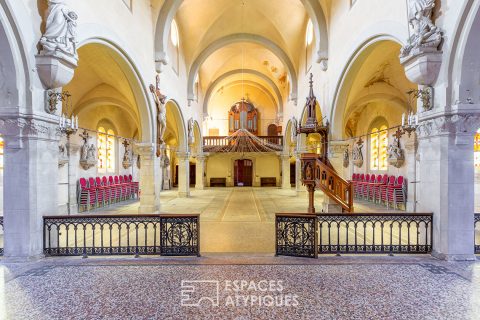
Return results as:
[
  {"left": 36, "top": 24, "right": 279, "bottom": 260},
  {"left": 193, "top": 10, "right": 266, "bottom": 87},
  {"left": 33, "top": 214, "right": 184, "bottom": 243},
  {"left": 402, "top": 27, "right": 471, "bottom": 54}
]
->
[
  {"left": 43, "top": 214, "right": 200, "bottom": 257},
  {"left": 276, "top": 212, "right": 433, "bottom": 258},
  {"left": 203, "top": 136, "right": 283, "bottom": 148}
]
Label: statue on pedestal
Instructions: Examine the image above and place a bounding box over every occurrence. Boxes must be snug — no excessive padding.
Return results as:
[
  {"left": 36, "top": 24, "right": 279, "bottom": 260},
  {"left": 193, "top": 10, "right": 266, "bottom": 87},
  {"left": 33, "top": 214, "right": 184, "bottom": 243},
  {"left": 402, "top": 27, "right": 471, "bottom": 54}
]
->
[
  {"left": 400, "top": 0, "right": 442, "bottom": 58},
  {"left": 39, "top": 0, "right": 78, "bottom": 59},
  {"left": 79, "top": 130, "right": 96, "bottom": 170}
]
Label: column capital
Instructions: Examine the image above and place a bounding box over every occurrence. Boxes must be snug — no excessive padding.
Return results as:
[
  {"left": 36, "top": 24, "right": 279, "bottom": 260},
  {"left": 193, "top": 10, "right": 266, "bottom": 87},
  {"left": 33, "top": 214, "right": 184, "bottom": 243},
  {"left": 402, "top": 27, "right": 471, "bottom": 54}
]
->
[
  {"left": 0, "top": 116, "right": 60, "bottom": 148},
  {"left": 134, "top": 142, "right": 155, "bottom": 156},
  {"left": 417, "top": 111, "right": 480, "bottom": 139},
  {"left": 177, "top": 151, "right": 190, "bottom": 160}
]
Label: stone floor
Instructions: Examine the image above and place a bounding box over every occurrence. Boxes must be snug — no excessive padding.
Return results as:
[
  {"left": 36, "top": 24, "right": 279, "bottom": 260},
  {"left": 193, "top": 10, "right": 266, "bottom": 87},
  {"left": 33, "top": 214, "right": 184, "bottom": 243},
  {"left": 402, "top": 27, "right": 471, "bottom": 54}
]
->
[
  {"left": 1, "top": 255, "right": 480, "bottom": 319},
  {"left": 90, "top": 187, "right": 407, "bottom": 253}
]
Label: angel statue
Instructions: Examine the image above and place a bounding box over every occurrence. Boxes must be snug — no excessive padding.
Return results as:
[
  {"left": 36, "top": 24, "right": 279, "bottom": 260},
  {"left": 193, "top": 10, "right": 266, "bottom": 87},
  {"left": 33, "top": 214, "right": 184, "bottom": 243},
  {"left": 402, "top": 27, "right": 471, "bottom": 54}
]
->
[
  {"left": 290, "top": 116, "right": 298, "bottom": 144},
  {"left": 39, "top": 0, "right": 79, "bottom": 58},
  {"left": 400, "top": 0, "right": 442, "bottom": 57}
]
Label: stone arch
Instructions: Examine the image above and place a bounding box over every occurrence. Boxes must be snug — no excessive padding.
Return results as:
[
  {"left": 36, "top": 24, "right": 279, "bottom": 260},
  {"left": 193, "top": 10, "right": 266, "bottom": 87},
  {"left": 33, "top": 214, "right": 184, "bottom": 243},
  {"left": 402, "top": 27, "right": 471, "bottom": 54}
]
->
[
  {"left": 203, "top": 69, "right": 284, "bottom": 116},
  {"left": 187, "top": 33, "right": 298, "bottom": 103},
  {"left": 330, "top": 36, "right": 406, "bottom": 140},
  {"left": 165, "top": 99, "right": 188, "bottom": 152},
  {"left": 448, "top": 0, "right": 480, "bottom": 105},
  {"left": 0, "top": 0, "right": 32, "bottom": 111},
  {"left": 154, "top": 0, "right": 328, "bottom": 68},
  {"left": 76, "top": 30, "right": 155, "bottom": 143}
]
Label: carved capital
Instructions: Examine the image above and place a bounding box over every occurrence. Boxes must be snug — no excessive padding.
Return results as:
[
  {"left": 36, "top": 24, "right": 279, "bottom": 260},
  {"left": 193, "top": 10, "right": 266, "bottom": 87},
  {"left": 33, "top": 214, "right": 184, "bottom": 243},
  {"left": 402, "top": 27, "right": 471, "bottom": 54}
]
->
[
  {"left": 417, "top": 113, "right": 480, "bottom": 139},
  {"left": 134, "top": 143, "right": 155, "bottom": 158},
  {"left": 0, "top": 117, "right": 59, "bottom": 148}
]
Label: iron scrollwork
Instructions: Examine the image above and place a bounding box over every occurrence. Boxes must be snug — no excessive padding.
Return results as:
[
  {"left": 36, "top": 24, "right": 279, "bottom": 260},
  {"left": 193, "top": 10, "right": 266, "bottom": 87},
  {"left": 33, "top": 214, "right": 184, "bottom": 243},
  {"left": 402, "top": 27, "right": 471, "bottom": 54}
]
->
[{"left": 275, "top": 214, "right": 317, "bottom": 258}]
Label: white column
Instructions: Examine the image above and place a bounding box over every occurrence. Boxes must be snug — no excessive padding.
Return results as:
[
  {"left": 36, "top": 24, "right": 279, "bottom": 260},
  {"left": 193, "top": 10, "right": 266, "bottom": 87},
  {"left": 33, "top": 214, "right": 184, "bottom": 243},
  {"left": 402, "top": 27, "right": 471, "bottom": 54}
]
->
[
  {"left": 177, "top": 151, "right": 190, "bottom": 198},
  {"left": 1, "top": 118, "right": 60, "bottom": 258},
  {"left": 281, "top": 154, "right": 291, "bottom": 189},
  {"left": 195, "top": 154, "right": 206, "bottom": 190},
  {"left": 136, "top": 143, "right": 160, "bottom": 213},
  {"left": 66, "top": 142, "right": 81, "bottom": 215},
  {"left": 404, "top": 135, "right": 418, "bottom": 212},
  {"left": 417, "top": 113, "right": 478, "bottom": 260},
  {"left": 295, "top": 153, "right": 302, "bottom": 192}
]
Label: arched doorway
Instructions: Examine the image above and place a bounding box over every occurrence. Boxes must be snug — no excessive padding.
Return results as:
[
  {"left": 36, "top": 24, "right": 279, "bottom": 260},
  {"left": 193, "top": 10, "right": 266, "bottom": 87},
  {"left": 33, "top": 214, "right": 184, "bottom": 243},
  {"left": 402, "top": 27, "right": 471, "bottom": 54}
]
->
[{"left": 234, "top": 159, "right": 253, "bottom": 186}]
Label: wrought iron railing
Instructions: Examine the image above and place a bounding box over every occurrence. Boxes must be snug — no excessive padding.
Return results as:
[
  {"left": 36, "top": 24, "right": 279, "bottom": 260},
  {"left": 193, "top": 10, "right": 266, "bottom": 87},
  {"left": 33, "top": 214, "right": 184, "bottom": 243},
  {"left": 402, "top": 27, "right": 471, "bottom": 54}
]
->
[
  {"left": 318, "top": 213, "right": 432, "bottom": 254},
  {"left": 275, "top": 214, "right": 317, "bottom": 258},
  {"left": 43, "top": 214, "right": 200, "bottom": 257},
  {"left": 0, "top": 216, "right": 3, "bottom": 256},
  {"left": 275, "top": 212, "right": 432, "bottom": 258},
  {"left": 475, "top": 214, "right": 480, "bottom": 254}
]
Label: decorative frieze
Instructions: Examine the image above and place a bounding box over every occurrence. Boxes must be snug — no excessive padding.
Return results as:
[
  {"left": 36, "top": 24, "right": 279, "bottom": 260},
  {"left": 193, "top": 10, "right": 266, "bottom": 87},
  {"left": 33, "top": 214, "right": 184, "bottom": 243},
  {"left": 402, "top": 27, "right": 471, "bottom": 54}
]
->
[{"left": 417, "top": 114, "right": 480, "bottom": 138}]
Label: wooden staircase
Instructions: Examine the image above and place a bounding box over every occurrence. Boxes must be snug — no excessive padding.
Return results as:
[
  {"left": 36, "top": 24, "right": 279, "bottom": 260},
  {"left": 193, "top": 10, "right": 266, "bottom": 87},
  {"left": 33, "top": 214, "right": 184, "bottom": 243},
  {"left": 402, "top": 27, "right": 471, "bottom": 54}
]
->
[{"left": 301, "top": 153, "right": 354, "bottom": 213}]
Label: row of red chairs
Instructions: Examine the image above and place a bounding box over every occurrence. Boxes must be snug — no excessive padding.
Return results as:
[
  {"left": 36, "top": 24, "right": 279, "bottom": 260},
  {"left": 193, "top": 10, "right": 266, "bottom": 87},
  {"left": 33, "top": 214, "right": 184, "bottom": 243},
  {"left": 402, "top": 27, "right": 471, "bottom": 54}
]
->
[
  {"left": 351, "top": 173, "right": 406, "bottom": 210},
  {"left": 78, "top": 175, "right": 139, "bottom": 212}
]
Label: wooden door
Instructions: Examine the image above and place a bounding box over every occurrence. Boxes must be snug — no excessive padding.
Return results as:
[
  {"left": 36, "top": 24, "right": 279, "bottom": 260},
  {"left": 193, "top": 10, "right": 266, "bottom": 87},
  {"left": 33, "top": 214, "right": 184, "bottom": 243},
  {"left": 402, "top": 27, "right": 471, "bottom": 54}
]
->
[
  {"left": 268, "top": 124, "right": 278, "bottom": 136},
  {"left": 290, "top": 163, "right": 296, "bottom": 186},
  {"left": 190, "top": 164, "right": 196, "bottom": 186},
  {"left": 234, "top": 159, "right": 253, "bottom": 186}
]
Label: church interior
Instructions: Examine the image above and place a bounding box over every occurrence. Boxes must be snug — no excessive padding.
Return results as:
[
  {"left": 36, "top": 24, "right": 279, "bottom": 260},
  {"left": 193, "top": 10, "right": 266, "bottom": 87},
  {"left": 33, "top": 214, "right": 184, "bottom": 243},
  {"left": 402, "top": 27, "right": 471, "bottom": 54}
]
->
[{"left": 1, "top": 0, "right": 480, "bottom": 318}]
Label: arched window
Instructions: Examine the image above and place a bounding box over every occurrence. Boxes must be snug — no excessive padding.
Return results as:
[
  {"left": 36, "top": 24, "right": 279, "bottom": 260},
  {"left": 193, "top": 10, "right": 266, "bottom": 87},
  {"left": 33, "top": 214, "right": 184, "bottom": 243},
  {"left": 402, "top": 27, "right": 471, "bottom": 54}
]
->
[
  {"left": 97, "top": 127, "right": 116, "bottom": 173},
  {"left": 305, "top": 19, "right": 314, "bottom": 73},
  {"left": 170, "top": 19, "right": 180, "bottom": 74},
  {"left": 0, "top": 136, "right": 3, "bottom": 171},
  {"left": 475, "top": 128, "right": 480, "bottom": 168},
  {"left": 370, "top": 125, "right": 388, "bottom": 171}
]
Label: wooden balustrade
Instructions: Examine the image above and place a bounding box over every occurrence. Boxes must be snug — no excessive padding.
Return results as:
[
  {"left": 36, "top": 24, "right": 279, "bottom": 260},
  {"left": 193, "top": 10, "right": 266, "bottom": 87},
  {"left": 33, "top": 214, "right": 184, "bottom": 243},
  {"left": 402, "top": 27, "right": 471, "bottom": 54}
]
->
[
  {"left": 203, "top": 136, "right": 283, "bottom": 147},
  {"left": 314, "top": 158, "right": 354, "bottom": 212}
]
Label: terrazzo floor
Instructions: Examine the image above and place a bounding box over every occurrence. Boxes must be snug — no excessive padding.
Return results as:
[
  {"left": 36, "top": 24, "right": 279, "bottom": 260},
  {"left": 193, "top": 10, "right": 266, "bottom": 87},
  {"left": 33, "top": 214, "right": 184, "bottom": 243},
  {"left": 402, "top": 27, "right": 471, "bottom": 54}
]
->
[{"left": 1, "top": 255, "right": 480, "bottom": 319}]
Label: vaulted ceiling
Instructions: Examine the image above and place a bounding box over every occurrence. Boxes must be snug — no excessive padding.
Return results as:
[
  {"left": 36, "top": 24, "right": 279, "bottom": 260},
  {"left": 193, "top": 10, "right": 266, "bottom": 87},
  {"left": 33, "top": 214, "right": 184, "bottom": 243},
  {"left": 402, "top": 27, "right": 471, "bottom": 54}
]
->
[{"left": 152, "top": 0, "right": 329, "bottom": 112}]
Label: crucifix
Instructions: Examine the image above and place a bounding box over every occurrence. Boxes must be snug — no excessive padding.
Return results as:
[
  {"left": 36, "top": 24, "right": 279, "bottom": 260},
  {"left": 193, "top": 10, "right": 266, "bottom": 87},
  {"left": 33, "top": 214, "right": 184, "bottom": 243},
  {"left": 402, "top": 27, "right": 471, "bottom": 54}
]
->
[{"left": 149, "top": 75, "right": 167, "bottom": 157}]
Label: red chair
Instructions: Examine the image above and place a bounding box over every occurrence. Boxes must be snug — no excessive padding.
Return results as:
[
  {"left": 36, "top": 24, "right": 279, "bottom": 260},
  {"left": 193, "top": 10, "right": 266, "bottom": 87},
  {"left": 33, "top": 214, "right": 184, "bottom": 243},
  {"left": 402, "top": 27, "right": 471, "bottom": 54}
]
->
[
  {"left": 78, "top": 178, "right": 95, "bottom": 212},
  {"left": 114, "top": 176, "right": 124, "bottom": 201},
  {"left": 119, "top": 175, "right": 129, "bottom": 200},
  {"left": 109, "top": 176, "right": 120, "bottom": 203},
  {"left": 373, "top": 174, "right": 388, "bottom": 203},
  {"left": 368, "top": 174, "right": 383, "bottom": 201},
  {"left": 129, "top": 174, "right": 139, "bottom": 199},
  {"left": 87, "top": 177, "right": 99, "bottom": 208},
  {"left": 386, "top": 176, "right": 406, "bottom": 210},
  {"left": 101, "top": 176, "right": 112, "bottom": 206},
  {"left": 95, "top": 177, "right": 108, "bottom": 207},
  {"left": 380, "top": 176, "right": 396, "bottom": 208},
  {"left": 123, "top": 175, "right": 134, "bottom": 199},
  {"left": 355, "top": 174, "right": 365, "bottom": 198},
  {"left": 360, "top": 174, "right": 371, "bottom": 200}
]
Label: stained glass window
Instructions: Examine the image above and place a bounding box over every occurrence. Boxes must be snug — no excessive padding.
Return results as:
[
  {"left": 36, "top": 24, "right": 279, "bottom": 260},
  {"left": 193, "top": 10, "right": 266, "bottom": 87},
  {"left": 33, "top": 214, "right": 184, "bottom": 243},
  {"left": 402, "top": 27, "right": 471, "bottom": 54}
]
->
[
  {"left": 97, "top": 127, "right": 116, "bottom": 173},
  {"left": 370, "top": 125, "right": 388, "bottom": 171}
]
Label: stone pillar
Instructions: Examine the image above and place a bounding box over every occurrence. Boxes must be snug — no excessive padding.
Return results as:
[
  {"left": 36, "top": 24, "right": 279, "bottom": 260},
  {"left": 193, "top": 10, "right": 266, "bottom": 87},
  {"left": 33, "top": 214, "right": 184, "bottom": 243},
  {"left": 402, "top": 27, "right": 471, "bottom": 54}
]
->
[
  {"left": 281, "top": 154, "right": 291, "bottom": 189},
  {"left": 417, "top": 112, "right": 479, "bottom": 260},
  {"left": 404, "top": 135, "right": 418, "bottom": 212},
  {"left": 136, "top": 143, "right": 160, "bottom": 213},
  {"left": 177, "top": 151, "right": 190, "bottom": 198},
  {"left": 0, "top": 117, "right": 60, "bottom": 258},
  {"left": 195, "top": 154, "right": 206, "bottom": 190},
  {"left": 66, "top": 141, "right": 81, "bottom": 215},
  {"left": 295, "top": 153, "right": 302, "bottom": 192}
]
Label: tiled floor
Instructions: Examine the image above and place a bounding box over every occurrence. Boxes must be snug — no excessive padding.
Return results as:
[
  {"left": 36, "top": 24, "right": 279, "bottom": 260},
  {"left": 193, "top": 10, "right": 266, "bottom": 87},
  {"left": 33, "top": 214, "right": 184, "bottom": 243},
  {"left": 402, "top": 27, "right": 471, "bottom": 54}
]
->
[{"left": 1, "top": 255, "right": 480, "bottom": 319}]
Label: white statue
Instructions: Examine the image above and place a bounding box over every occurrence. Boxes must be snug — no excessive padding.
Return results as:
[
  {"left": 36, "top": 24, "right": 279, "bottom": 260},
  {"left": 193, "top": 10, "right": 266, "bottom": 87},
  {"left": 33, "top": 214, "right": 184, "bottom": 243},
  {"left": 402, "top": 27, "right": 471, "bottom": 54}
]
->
[
  {"left": 87, "top": 144, "right": 96, "bottom": 161},
  {"left": 149, "top": 75, "right": 167, "bottom": 157},
  {"left": 400, "top": 0, "right": 442, "bottom": 57},
  {"left": 188, "top": 118, "right": 195, "bottom": 146},
  {"left": 290, "top": 116, "right": 298, "bottom": 143},
  {"left": 39, "top": 0, "right": 78, "bottom": 58}
]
